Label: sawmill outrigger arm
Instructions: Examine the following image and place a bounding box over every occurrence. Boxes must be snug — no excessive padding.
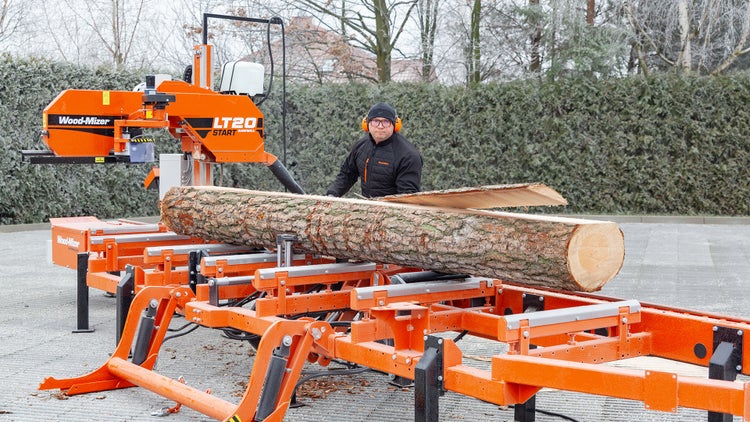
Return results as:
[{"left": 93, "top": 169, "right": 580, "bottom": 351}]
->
[{"left": 40, "top": 284, "right": 327, "bottom": 422}]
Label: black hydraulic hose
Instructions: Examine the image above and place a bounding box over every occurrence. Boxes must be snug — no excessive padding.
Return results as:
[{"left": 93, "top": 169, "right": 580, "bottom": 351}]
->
[
  {"left": 268, "top": 159, "right": 305, "bottom": 194},
  {"left": 162, "top": 324, "right": 200, "bottom": 343},
  {"left": 255, "top": 20, "right": 274, "bottom": 107}
]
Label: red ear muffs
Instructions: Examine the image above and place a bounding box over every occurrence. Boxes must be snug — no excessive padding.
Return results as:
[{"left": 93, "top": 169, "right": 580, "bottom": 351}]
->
[{"left": 361, "top": 116, "right": 402, "bottom": 132}]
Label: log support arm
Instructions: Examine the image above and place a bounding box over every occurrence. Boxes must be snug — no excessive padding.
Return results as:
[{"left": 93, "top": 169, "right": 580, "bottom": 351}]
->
[
  {"left": 415, "top": 335, "right": 445, "bottom": 422},
  {"left": 39, "top": 285, "right": 184, "bottom": 395}
]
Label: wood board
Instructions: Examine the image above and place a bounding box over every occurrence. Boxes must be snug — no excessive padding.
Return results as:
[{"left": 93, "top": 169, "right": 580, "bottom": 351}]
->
[{"left": 379, "top": 183, "right": 567, "bottom": 209}]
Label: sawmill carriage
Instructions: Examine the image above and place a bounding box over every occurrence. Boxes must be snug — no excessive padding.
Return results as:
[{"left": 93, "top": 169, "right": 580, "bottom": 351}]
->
[{"left": 23, "top": 13, "right": 749, "bottom": 422}]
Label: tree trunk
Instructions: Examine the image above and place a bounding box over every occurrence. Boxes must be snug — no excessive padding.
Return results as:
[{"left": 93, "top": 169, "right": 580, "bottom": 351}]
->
[{"left": 160, "top": 186, "right": 625, "bottom": 292}]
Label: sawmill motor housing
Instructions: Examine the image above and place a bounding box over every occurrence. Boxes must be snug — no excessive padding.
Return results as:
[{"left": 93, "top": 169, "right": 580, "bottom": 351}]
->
[{"left": 22, "top": 14, "right": 304, "bottom": 198}]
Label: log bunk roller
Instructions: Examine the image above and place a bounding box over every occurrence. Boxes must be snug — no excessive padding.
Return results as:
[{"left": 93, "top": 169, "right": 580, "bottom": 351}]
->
[
  {"left": 39, "top": 184, "right": 749, "bottom": 422},
  {"left": 27, "top": 12, "right": 748, "bottom": 422}
]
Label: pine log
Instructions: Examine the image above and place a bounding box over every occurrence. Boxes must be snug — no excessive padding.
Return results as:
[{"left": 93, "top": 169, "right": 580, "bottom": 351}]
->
[{"left": 160, "top": 186, "right": 624, "bottom": 292}]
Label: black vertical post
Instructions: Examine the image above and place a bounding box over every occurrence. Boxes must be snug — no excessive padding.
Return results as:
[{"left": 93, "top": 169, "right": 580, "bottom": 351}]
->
[
  {"left": 73, "top": 252, "right": 94, "bottom": 333},
  {"left": 707, "top": 341, "right": 739, "bottom": 422},
  {"left": 514, "top": 396, "right": 536, "bottom": 422},
  {"left": 415, "top": 335, "right": 443, "bottom": 422},
  {"left": 514, "top": 294, "right": 543, "bottom": 421},
  {"left": 116, "top": 265, "right": 135, "bottom": 346}
]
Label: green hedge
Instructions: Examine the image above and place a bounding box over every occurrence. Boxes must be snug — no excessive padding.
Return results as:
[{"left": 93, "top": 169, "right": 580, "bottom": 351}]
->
[
  {"left": 1, "top": 55, "right": 748, "bottom": 224},
  {"left": 265, "top": 77, "right": 749, "bottom": 216}
]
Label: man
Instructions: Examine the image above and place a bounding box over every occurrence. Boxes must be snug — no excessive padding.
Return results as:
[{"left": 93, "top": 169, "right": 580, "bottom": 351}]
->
[{"left": 326, "top": 102, "right": 423, "bottom": 198}]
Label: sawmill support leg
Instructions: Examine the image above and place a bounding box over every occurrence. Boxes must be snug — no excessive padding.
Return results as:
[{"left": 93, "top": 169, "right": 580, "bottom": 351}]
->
[
  {"left": 707, "top": 341, "right": 739, "bottom": 422},
  {"left": 514, "top": 396, "right": 536, "bottom": 422},
  {"left": 513, "top": 296, "right": 542, "bottom": 422},
  {"left": 116, "top": 265, "right": 135, "bottom": 346},
  {"left": 415, "top": 335, "right": 444, "bottom": 422},
  {"left": 73, "top": 252, "right": 94, "bottom": 333}
]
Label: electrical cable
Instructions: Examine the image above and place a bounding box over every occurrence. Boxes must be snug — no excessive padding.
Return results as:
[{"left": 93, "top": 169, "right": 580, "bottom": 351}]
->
[
  {"left": 534, "top": 408, "right": 580, "bottom": 422},
  {"left": 505, "top": 404, "right": 580, "bottom": 422},
  {"left": 167, "top": 321, "right": 195, "bottom": 332},
  {"left": 221, "top": 328, "right": 260, "bottom": 343},
  {"left": 162, "top": 323, "right": 200, "bottom": 343},
  {"left": 452, "top": 330, "right": 469, "bottom": 343}
]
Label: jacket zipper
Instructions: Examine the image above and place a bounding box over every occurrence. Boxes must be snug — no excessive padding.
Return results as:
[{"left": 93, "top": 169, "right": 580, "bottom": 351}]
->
[{"left": 364, "top": 157, "right": 370, "bottom": 183}]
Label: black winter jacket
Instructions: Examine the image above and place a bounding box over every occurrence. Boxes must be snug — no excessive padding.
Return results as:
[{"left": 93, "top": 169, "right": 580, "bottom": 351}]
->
[{"left": 326, "top": 133, "right": 422, "bottom": 198}]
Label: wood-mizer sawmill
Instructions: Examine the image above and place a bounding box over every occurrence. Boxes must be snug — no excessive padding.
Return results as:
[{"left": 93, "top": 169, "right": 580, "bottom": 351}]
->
[{"left": 22, "top": 13, "right": 749, "bottom": 422}]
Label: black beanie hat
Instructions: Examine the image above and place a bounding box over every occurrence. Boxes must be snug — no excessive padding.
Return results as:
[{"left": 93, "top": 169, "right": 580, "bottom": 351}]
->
[{"left": 367, "top": 102, "right": 397, "bottom": 123}]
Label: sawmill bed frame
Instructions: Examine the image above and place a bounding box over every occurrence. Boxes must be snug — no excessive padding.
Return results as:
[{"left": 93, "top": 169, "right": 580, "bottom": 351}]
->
[{"left": 42, "top": 218, "right": 749, "bottom": 422}]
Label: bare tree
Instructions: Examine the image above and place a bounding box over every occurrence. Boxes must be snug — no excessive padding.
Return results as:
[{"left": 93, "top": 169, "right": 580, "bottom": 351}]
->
[
  {"left": 529, "top": 0, "right": 542, "bottom": 73},
  {"left": 467, "top": 0, "right": 481, "bottom": 85},
  {"left": 625, "top": 0, "right": 750, "bottom": 75},
  {"left": 543, "top": 0, "right": 631, "bottom": 78},
  {"left": 278, "top": 16, "right": 380, "bottom": 83},
  {"left": 290, "top": 0, "right": 418, "bottom": 83},
  {"left": 437, "top": 0, "right": 631, "bottom": 83},
  {"left": 34, "top": 0, "right": 157, "bottom": 69},
  {"left": 153, "top": 0, "right": 230, "bottom": 72},
  {"left": 0, "top": 0, "right": 23, "bottom": 45},
  {"left": 68, "top": 0, "right": 148, "bottom": 68},
  {"left": 441, "top": 0, "right": 541, "bottom": 84},
  {"left": 416, "top": 0, "right": 440, "bottom": 82}
]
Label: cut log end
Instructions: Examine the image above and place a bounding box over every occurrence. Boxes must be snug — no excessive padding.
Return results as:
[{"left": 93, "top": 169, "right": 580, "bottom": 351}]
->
[{"left": 567, "top": 223, "right": 625, "bottom": 292}]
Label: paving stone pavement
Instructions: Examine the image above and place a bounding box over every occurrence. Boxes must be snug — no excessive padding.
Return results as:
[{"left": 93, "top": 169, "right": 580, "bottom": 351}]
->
[{"left": 0, "top": 221, "right": 748, "bottom": 421}]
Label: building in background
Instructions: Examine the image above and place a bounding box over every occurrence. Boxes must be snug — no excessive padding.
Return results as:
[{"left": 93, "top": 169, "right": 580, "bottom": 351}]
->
[{"left": 256, "top": 17, "right": 429, "bottom": 84}]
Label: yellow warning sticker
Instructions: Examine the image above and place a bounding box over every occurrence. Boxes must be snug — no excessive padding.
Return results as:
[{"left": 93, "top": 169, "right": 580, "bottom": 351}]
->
[
  {"left": 95, "top": 157, "right": 104, "bottom": 163},
  {"left": 102, "top": 91, "right": 110, "bottom": 105},
  {"left": 228, "top": 415, "right": 242, "bottom": 422}
]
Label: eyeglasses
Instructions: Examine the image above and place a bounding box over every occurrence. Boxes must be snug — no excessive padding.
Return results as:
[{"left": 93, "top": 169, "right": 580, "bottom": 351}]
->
[{"left": 369, "top": 118, "right": 392, "bottom": 128}]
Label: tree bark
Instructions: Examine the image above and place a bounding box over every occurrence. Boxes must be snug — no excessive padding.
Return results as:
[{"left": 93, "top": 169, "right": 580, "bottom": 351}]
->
[{"left": 160, "top": 186, "right": 625, "bottom": 292}]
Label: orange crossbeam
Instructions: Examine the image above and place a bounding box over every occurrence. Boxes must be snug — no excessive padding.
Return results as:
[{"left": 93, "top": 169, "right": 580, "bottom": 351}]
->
[
  {"left": 107, "top": 357, "right": 236, "bottom": 420},
  {"left": 493, "top": 354, "right": 749, "bottom": 417}
]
